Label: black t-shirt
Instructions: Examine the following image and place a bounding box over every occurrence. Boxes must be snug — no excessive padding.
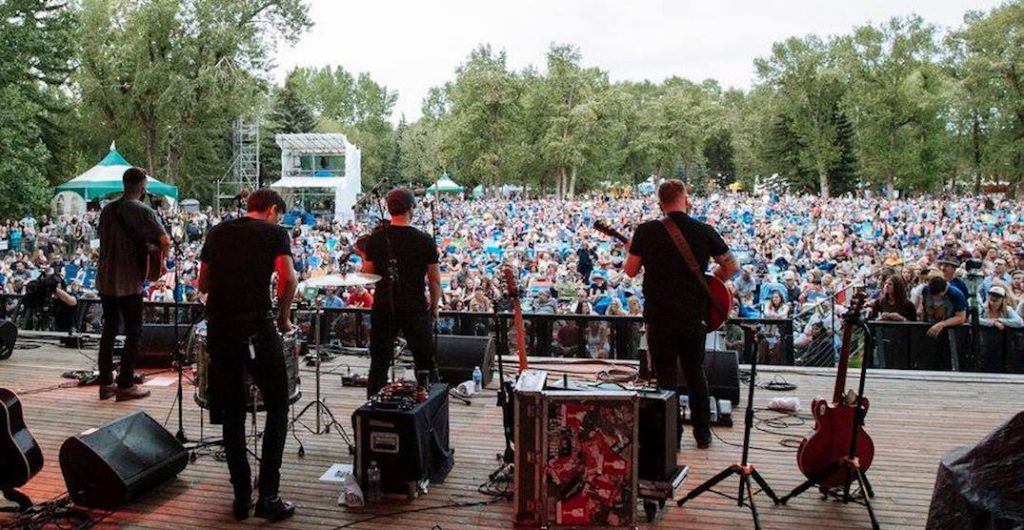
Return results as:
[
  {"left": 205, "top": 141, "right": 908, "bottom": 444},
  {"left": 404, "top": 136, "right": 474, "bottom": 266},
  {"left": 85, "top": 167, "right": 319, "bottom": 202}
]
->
[
  {"left": 200, "top": 217, "right": 291, "bottom": 318},
  {"left": 629, "top": 212, "right": 729, "bottom": 330},
  {"left": 364, "top": 225, "right": 438, "bottom": 313}
]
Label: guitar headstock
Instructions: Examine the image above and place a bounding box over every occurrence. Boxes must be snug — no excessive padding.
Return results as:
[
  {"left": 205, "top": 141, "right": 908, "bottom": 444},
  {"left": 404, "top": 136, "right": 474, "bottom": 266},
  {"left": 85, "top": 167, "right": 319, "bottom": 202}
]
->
[
  {"left": 845, "top": 288, "right": 868, "bottom": 322},
  {"left": 502, "top": 266, "right": 520, "bottom": 299}
]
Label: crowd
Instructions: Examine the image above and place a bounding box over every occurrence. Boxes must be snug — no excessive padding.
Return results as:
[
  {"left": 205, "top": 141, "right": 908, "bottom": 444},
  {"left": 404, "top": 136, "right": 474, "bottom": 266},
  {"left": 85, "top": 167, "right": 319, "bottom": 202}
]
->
[{"left": 3, "top": 193, "right": 1024, "bottom": 348}]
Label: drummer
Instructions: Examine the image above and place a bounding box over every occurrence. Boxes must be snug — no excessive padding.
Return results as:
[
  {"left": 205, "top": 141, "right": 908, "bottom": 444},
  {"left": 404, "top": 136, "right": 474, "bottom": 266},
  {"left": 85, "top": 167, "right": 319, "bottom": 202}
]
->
[{"left": 198, "top": 188, "right": 298, "bottom": 522}]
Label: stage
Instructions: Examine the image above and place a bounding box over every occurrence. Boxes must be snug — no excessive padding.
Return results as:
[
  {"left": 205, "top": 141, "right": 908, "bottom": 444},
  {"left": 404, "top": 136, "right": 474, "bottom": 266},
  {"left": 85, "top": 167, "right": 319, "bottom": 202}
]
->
[{"left": 1, "top": 340, "right": 1021, "bottom": 529}]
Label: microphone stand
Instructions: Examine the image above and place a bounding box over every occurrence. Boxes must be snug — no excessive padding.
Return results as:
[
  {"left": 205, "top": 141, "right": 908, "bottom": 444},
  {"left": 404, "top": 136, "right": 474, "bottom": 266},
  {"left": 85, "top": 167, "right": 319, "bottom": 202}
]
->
[{"left": 171, "top": 235, "right": 188, "bottom": 443}]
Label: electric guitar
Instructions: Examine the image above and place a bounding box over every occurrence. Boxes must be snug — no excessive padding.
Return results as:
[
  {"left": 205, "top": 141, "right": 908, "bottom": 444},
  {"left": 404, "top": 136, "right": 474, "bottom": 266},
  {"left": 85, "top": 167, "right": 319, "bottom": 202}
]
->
[
  {"left": 502, "top": 266, "right": 528, "bottom": 373},
  {"left": 0, "top": 388, "right": 43, "bottom": 509},
  {"left": 795, "top": 291, "right": 874, "bottom": 489},
  {"left": 592, "top": 220, "right": 732, "bottom": 331}
]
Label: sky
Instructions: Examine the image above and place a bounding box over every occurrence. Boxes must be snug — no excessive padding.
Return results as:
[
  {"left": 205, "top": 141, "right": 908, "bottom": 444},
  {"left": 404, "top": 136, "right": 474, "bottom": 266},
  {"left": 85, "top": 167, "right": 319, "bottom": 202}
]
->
[{"left": 273, "top": 0, "right": 1005, "bottom": 123}]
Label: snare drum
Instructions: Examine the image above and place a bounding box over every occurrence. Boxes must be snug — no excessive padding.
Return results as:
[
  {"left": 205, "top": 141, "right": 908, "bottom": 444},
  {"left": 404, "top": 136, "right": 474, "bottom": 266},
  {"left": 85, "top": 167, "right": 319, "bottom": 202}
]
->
[{"left": 191, "top": 320, "right": 302, "bottom": 411}]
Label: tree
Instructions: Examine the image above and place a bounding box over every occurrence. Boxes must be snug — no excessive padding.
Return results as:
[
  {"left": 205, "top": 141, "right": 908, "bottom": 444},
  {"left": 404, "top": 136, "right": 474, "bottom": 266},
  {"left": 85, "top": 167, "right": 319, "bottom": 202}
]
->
[
  {"left": 948, "top": 2, "right": 1024, "bottom": 193},
  {"left": 755, "top": 36, "right": 847, "bottom": 197},
  {"left": 838, "top": 16, "right": 950, "bottom": 194},
  {"left": 0, "top": 0, "right": 77, "bottom": 216},
  {"left": 76, "top": 0, "right": 310, "bottom": 199}
]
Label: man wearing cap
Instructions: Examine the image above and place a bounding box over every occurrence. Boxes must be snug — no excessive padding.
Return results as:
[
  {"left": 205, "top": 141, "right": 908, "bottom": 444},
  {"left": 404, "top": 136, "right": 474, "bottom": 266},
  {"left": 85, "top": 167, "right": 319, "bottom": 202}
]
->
[
  {"left": 981, "top": 258, "right": 1011, "bottom": 301},
  {"left": 361, "top": 188, "right": 442, "bottom": 397},
  {"left": 935, "top": 253, "right": 969, "bottom": 299},
  {"left": 919, "top": 273, "right": 967, "bottom": 338}
]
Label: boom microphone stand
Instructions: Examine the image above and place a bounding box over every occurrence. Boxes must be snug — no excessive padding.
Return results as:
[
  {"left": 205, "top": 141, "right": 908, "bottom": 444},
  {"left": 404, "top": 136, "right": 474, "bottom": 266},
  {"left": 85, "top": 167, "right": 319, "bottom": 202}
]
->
[
  {"left": 677, "top": 325, "right": 779, "bottom": 529},
  {"left": 780, "top": 317, "right": 879, "bottom": 529}
]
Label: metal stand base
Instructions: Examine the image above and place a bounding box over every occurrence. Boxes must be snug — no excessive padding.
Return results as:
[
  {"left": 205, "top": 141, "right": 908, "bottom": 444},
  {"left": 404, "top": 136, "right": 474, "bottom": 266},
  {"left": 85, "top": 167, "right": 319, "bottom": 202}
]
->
[
  {"left": 677, "top": 464, "right": 779, "bottom": 530},
  {"left": 781, "top": 457, "right": 878, "bottom": 529}
]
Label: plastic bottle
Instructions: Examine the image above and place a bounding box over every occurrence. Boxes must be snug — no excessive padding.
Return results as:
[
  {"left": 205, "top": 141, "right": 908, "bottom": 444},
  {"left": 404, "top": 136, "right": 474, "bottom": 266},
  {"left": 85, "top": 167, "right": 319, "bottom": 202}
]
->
[
  {"left": 367, "top": 461, "right": 382, "bottom": 503},
  {"left": 472, "top": 366, "right": 483, "bottom": 392}
]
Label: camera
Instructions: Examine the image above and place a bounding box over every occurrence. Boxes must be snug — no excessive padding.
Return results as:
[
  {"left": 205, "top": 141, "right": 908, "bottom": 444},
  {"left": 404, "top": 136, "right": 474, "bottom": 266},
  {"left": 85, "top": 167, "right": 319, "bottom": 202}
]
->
[{"left": 965, "top": 258, "right": 985, "bottom": 277}]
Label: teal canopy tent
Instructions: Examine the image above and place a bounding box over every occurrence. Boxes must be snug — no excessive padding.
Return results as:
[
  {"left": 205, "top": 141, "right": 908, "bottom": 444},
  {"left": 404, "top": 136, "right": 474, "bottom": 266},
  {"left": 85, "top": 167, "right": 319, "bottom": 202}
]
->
[
  {"left": 55, "top": 143, "right": 179, "bottom": 200},
  {"left": 425, "top": 175, "right": 464, "bottom": 195}
]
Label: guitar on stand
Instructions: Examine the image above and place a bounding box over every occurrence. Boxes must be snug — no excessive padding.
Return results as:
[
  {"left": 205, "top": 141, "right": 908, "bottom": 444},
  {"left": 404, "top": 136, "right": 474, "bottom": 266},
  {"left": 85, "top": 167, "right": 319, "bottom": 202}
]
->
[
  {"left": 483, "top": 266, "right": 530, "bottom": 491},
  {"left": 592, "top": 220, "right": 731, "bottom": 331},
  {"left": 0, "top": 388, "right": 43, "bottom": 511},
  {"left": 782, "top": 289, "right": 880, "bottom": 529}
]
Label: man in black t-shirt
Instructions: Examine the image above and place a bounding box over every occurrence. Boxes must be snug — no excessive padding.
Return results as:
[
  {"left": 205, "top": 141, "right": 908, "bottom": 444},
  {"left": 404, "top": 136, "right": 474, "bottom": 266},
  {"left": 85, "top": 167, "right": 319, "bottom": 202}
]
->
[
  {"left": 624, "top": 180, "right": 739, "bottom": 449},
  {"left": 362, "top": 188, "right": 442, "bottom": 397},
  {"left": 199, "top": 189, "right": 298, "bottom": 522}
]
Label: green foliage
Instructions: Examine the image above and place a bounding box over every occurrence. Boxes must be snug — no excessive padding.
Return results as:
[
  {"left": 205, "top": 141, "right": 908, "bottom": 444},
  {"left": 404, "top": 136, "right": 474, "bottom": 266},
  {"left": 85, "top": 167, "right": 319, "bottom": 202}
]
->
[{"left": 0, "top": 0, "right": 77, "bottom": 215}]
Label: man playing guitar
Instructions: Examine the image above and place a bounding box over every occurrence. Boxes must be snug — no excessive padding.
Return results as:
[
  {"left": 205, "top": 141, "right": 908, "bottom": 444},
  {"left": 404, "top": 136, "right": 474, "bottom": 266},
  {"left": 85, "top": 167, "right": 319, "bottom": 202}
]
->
[
  {"left": 623, "top": 180, "right": 739, "bottom": 449},
  {"left": 96, "top": 167, "right": 169, "bottom": 401}
]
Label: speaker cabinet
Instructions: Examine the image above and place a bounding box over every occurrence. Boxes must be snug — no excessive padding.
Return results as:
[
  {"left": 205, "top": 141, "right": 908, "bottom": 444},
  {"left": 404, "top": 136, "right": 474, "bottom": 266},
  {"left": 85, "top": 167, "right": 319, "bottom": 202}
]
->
[
  {"left": 60, "top": 411, "right": 188, "bottom": 510},
  {"left": 639, "top": 389, "right": 679, "bottom": 482},
  {"left": 436, "top": 335, "right": 495, "bottom": 386},
  {"left": 677, "top": 349, "right": 740, "bottom": 405}
]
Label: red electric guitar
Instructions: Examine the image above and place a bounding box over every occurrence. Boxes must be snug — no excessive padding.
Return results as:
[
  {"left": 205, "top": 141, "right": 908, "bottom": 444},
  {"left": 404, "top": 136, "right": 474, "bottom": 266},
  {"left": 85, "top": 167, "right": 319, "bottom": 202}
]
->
[
  {"left": 501, "top": 267, "right": 528, "bottom": 373},
  {"left": 0, "top": 388, "right": 44, "bottom": 510},
  {"left": 795, "top": 291, "right": 874, "bottom": 489},
  {"left": 592, "top": 220, "right": 732, "bottom": 331}
]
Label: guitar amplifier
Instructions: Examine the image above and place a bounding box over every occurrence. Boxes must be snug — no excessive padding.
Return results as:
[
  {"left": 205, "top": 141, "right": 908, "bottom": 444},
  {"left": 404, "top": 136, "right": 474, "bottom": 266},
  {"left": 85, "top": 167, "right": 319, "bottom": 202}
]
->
[
  {"left": 351, "top": 383, "right": 454, "bottom": 498},
  {"left": 638, "top": 389, "right": 679, "bottom": 482},
  {"left": 515, "top": 385, "right": 639, "bottom": 528}
]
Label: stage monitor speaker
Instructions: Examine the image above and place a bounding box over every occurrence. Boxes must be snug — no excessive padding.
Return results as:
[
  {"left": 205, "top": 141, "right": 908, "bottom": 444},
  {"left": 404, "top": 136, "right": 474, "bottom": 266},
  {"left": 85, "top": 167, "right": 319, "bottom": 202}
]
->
[
  {"left": 436, "top": 335, "right": 495, "bottom": 386},
  {"left": 135, "top": 323, "right": 179, "bottom": 367},
  {"left": 60, "top": 411, "right": 188, "bottom": 510},
  {"left": 677, "top": 349, "right": 740, "bottom": 405},
  {"left": 0, "top": 319, "right": 17, "bottom": 360},
  {"left": 638, "top": 389, "right": 679, "bottom": 482}
]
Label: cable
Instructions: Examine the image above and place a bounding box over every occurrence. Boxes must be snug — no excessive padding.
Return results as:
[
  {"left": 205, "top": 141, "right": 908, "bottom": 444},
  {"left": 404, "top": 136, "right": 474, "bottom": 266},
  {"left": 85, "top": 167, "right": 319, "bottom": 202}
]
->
[
  {"left": 331, "top": 497, "right": 505, "bottom": 530},
  {"left": 709, "top": 406, "right": 812, "bottom": 453}
]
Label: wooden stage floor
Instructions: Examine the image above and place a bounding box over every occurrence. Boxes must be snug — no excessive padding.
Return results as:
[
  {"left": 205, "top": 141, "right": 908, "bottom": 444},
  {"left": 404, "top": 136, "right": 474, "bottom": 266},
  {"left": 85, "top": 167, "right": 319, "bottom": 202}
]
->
[{"left": 1, "top": 339, "right": 1021, "bottom": 529}]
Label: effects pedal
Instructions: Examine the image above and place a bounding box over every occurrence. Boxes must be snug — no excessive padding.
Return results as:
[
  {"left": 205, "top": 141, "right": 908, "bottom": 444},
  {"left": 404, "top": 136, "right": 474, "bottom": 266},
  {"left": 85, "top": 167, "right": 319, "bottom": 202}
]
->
[{"left": 680, "top": 395, "right": 733, "bottom": 427}]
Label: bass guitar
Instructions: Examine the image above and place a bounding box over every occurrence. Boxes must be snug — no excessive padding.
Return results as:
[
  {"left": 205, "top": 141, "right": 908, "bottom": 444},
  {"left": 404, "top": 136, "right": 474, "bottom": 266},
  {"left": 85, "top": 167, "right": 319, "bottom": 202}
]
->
[
  {"left": 0, "top": 388, "right": 43, "bottom": 510},
  {"left": 795, "top": 290, "right": 874, "bottom": 489},
  {"left": 502, "top": 266, "right": 528, "bottom": 373},
  {"left": 592, "top": 220, "right": 732, "bottom": 331}
]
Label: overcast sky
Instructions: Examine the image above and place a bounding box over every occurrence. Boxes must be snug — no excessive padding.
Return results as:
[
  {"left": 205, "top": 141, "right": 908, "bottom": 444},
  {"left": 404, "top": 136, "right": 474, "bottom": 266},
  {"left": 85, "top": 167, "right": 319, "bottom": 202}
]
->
[{"left": 274, "top": 0, "right": 1004, "bottom": 123}]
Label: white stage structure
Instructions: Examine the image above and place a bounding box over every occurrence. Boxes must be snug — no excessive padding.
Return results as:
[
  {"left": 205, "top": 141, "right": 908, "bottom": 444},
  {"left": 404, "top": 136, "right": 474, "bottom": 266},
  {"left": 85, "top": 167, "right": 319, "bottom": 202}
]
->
[{"left": 270, "top": 133, "right": 361, "bottom": 222}]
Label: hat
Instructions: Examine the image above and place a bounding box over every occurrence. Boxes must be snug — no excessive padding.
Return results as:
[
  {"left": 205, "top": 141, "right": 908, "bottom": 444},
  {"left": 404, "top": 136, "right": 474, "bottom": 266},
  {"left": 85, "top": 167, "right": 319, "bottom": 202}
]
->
[
  {"left": 936, "top": 253, "right": 960, "bottom": 267},
  {"left": 989, "top": 285, "right": 1007, "bottom": 298}
]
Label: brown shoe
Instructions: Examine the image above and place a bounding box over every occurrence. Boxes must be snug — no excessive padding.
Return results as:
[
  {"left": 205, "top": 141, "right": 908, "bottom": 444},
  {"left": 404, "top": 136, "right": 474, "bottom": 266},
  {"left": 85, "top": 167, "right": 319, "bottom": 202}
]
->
[
  {"left": 99, "top": 384, "right": 117, "bottom": 400},
  {"left": 115, "top": 385, "right": 151, "bottom": 402}
]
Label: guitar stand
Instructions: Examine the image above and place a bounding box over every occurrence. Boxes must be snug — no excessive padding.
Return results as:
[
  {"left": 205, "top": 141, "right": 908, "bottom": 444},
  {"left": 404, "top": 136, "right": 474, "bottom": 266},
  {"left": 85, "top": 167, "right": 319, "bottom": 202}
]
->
[
  {"left": 0, "top": 488, "right": 32, "bottom": 512},
  {"left": 677, "top": 326, "right": 779, "bottom": 529},
  {"left": 780, "top": 320, "right": 880, "bottom": 530}
]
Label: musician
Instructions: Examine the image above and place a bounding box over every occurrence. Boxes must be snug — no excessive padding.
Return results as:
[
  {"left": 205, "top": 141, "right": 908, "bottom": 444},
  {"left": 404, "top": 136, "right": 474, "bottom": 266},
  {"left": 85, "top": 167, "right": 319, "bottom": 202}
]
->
[
  {"left": 361, "top": 188, "right": 441, "bottom": 398},
  {"left": 198, "top": 189, "right": 298, "bottom": 521},
  {"left": 623, "top": 180, "right": 739, "bottom": 449},
  {"left": 96, "top": 167, "right": 169, "bottom": 401}
]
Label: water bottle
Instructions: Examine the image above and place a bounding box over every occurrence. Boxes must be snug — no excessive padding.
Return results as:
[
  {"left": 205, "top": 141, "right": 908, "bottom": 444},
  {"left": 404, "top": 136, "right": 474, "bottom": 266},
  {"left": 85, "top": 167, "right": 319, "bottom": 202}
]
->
[
  {"left": 472, "top": 366, "right": 483, "bottom": 392},
  {"left": 367, "top": 461, "right": 382, "bottom": 503}
]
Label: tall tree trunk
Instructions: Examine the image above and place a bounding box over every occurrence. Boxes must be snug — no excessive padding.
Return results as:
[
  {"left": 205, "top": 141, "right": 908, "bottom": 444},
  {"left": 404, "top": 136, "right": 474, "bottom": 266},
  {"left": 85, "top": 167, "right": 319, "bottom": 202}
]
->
[
  {"left": 818, "top": 167, "right": 830, "bottom": 198},
  {"left": 972, "top": 112, "right": 983, "bottom": 195},
  {"left": 568, "top": 166, "right": 578, "bottom": 198},
  {"left": 557, "top": 167, "right": 566, "bottom": 200}
]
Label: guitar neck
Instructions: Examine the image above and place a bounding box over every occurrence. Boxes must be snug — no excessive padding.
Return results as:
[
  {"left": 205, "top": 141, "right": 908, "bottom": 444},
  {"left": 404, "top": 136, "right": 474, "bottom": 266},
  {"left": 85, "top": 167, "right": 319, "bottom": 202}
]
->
[
  {"left": 511, "top": 299, "right": 527, "bottom": 373},
  {"left": 833, "top": 321, "right": 856, "bottom": 404}
]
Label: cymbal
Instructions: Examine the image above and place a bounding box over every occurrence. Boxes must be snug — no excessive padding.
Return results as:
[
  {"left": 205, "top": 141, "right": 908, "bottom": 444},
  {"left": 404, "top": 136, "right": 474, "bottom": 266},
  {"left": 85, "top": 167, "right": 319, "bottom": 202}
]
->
[{"left": 301, "top": 273, "right": 381, "bottom": 289}]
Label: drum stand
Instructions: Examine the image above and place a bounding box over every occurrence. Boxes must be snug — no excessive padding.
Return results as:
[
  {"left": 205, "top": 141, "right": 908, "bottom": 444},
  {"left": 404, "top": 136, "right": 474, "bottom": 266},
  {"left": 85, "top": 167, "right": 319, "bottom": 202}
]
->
[
  {"left": 289, "top": 306, "right": 349, "bottom": 457},
  {"left": 677, "top": 326, "right": 780, "bottom": 530},
  {"left": 189, "top": 386, "right": 264, "bottom": 465}
]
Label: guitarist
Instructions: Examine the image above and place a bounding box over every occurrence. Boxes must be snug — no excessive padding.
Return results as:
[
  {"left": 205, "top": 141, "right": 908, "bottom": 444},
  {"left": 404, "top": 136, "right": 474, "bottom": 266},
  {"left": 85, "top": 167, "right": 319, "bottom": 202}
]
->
[
  {"left": 623, "top": 180, "right": 738, "bottom": 449},
  {"left": 96, "top": 167, "right": 169, "bottom": 402}
]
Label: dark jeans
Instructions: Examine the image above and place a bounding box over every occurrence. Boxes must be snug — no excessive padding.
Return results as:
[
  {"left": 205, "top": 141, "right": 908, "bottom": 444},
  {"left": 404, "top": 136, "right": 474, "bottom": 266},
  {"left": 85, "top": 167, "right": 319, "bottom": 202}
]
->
[
  {"left": 98, "top": 294, "right": 144, "bottom": 389},
  {"left": 368, "top": 309, "right": 437, "bottom": 398},
  {"left": 207, "top": 318, "right": 289, "bottom": 499},
  {"left": 648, "top": 324, "right": 711, "bottom": 444}
]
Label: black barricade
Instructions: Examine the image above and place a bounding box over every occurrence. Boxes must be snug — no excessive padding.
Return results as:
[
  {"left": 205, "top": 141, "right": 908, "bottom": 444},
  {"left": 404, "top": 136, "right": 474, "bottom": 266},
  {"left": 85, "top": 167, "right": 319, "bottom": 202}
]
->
[{"left": 868, "top": 321, "right": 1024, "bottom": 374}]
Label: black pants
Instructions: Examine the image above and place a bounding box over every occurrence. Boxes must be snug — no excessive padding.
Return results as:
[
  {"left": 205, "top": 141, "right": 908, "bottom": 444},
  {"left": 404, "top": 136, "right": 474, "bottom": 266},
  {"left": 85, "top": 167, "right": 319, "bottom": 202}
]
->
[
  {"left": 648, "top": 324, "right": 712, "bottom": 444},
  {"left": 98, "top": 294, "right": 143, "bottom": 389},
  {"left": 368, "top": 309, "right": 437, "bottom": 398},
  {"left": 207, "top": 318, "right": 289, "bottom": 500}
]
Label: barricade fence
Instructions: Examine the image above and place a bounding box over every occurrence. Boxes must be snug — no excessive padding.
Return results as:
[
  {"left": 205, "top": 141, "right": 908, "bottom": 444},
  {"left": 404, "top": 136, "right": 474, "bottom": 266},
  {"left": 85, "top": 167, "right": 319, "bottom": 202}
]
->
[{"left": 2, "top": 294, "right": 1021, "bottom": 374}]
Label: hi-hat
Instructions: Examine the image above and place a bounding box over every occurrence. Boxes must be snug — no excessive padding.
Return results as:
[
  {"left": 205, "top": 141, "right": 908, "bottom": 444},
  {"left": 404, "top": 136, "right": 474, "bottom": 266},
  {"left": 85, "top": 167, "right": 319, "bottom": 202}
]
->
[{"left": 301, "top": 273, "right": 381, "bottom": 289}]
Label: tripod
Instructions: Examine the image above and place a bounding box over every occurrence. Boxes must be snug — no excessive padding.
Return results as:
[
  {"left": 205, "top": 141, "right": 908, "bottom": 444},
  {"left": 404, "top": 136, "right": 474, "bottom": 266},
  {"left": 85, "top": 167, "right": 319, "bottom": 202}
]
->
[
  {"left": 780, "top": 318, "right": 879, "bottom": 529},
  {"left": 289, "top": 305, "right": 346, "bottom": 456},
  {"left": 677, "top": 326, "right": 779, "bottom": 529}
]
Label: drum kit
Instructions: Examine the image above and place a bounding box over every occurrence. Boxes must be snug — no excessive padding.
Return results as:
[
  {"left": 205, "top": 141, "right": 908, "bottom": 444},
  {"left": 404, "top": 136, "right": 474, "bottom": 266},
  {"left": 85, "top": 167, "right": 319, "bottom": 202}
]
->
[{"left": 186, "top": 272, "right": 381, "bottom": 456}]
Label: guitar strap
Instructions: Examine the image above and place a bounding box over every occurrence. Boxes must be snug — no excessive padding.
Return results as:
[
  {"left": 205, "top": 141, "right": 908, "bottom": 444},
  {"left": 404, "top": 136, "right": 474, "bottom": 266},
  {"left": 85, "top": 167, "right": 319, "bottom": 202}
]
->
[{"left": 660, "top": 217, "right": 728, "bottom": 320}]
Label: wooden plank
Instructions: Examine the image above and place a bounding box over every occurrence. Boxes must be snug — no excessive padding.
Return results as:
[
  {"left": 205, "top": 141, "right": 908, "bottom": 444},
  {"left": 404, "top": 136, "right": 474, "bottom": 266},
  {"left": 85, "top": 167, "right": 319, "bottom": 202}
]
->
[{"left": 0, "top": 340, "right": 1021, "bottom": 529}]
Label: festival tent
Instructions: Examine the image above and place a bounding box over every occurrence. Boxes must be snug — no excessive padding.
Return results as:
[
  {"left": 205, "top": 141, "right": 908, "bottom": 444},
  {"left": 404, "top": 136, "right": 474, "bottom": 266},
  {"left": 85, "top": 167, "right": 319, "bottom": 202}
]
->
[
  {"left": 425, "top": 175, "right": 464, "bottom": 195},
  {"left": 54, "top": 143, "right": 179, "bottom": 201}
]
